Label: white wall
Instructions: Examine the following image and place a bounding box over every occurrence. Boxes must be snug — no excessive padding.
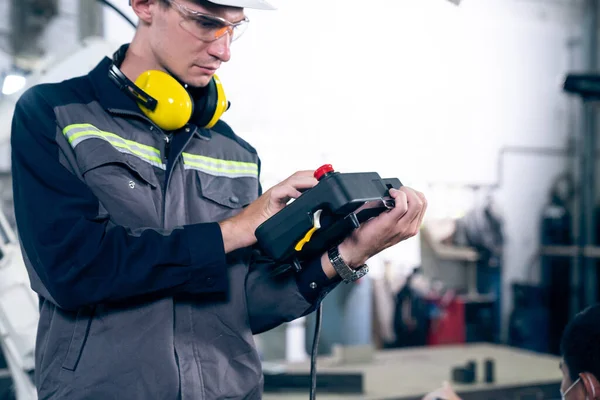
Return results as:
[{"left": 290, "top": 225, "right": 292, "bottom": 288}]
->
[{"left": 104, "top": 0, "right": 584, "bottom": 340}]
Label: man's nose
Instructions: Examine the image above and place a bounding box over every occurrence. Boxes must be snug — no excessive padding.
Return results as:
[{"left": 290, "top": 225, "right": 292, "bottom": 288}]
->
[{"left": 207, "top": 34, "right": 232, "bottom": 62}]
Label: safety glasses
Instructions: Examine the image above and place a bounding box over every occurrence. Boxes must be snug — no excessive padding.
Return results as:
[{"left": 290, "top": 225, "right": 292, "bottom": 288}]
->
[{"left": 165, "top": 0, "right": 250, "bottom": 42}]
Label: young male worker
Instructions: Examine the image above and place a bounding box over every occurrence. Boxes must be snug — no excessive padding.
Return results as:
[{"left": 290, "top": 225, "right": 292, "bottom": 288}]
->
[{"left": 10, "top": 0, "right": 427, "bottom": 398}]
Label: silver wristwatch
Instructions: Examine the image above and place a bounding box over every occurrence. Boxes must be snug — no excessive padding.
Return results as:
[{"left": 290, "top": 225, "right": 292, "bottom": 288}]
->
[{"left": 327, "top": 246, "right": 369, "bottom": 283}]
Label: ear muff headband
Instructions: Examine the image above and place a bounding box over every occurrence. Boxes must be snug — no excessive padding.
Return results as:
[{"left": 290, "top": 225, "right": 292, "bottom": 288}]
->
[
  {"left": 108, "top": 63, "right": 159, "bottom": 111},
  {"left": 205, "top": 74, "right": 228, "bottom": 129}
]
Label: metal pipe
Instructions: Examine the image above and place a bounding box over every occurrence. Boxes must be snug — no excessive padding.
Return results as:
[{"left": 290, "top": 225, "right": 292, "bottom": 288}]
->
[
  {"left": 576, "top": 0, "right": 598, "bottom": 314},
  {"left": 583, "top": 100, "right": 597, "bottom": 308}
]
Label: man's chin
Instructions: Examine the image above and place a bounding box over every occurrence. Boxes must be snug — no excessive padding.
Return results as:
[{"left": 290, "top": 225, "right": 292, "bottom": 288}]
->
[
  {"left": 185, "top": 75, "right": 213, "bottom": 88},
  {"left": 188, "top": 67, "right": 217, "bottom": 85}
]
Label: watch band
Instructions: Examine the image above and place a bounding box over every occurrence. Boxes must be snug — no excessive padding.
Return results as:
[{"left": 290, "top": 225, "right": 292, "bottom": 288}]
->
[{"left": 327, "top": 246, "right": 369, "bottom": 283}]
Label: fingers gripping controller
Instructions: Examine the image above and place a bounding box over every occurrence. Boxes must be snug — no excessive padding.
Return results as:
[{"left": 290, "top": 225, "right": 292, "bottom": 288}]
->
[{"left": 255, "top": 164, "right": 403, "bottom": 272}]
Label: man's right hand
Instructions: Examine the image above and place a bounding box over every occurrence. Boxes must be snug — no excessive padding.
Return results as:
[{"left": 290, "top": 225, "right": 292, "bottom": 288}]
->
[{"left": 219, "top": 170, "right": 318, "bottom": 253}]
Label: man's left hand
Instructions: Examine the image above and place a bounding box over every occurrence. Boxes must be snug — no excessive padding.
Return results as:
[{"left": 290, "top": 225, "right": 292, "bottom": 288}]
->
[{"left": 337, "top": 186, "right": 427, "bottom": 268}]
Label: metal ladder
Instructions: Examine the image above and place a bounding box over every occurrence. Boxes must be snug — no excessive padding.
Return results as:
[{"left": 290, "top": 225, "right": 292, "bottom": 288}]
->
[{"left": 0, "top": 210, "right": 38, "bottom": 400}]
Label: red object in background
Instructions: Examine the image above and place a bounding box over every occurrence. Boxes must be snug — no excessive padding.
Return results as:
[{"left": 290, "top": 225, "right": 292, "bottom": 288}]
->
[{"left": 427, "top": 295, "right": 466, "bottom": 345}]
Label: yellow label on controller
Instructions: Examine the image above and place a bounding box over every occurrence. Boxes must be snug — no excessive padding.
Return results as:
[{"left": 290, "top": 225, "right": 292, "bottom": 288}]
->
[{"left": 295, "top": 226, "right": 318, "bottom": 251}]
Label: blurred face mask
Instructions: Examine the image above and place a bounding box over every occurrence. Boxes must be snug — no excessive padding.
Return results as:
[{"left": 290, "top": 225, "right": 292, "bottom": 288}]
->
[{"left": 561, "top": 377, "right": 581, "bottom": 400}]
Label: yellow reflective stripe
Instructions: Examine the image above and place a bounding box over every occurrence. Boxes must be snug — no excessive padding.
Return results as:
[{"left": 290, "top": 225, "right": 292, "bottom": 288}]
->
[
  {"left": 182, "top": 152, "right": 258, "bottom": 170},
  {"left": 67, "top": 130, "right": 163, "bottom": 165},
  {"left": 63, "top": 124, "right": 163, "bottom": 167},
  {"left": 182, "top": 152, "right": 258, "bottom": 178},
  {"left": 65, "top": 124, "right": 160, "bottom": 155},
  {"left": 183, "top": 160, "right": 258, "bottom": 175}
]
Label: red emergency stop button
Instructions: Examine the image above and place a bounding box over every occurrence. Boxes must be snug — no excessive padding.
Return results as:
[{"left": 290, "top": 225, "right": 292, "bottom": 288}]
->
[{"left": 314, "top": 164, "right": 334, "bottom": 181}]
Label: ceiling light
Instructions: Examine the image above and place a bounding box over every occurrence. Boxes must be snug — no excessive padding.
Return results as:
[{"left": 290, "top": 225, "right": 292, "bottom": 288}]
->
[{"left": 2, "top": 74, "right": 26, "bottom": 96}]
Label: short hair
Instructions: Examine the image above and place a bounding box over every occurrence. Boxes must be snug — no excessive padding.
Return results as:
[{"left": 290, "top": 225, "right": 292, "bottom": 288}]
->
[{"left": 561, "top": 304, "right": 600, "bottom": 382}]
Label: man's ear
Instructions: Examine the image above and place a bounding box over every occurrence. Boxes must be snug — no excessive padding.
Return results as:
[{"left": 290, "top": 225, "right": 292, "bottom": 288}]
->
[
  {"left": 129, "top": 0, "right": 155, "bottom": 24},
  {"left": 580, "top": 372, "right": 600, "bottom": 399}
]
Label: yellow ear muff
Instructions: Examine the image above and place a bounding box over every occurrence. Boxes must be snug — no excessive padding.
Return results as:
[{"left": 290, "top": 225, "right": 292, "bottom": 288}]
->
[
  {"left": 204, "top": 74, "right": 228, "bottom": 129},
  {"left": 134, "top": 70, "right": 193, "bottom": 131}
]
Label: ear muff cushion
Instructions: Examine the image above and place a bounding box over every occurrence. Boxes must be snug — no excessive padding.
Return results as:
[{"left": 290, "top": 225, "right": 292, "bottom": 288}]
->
[
  {"left": 190, "top": 81, "right": 214, "bottom": 128},
  {"left": 134, "top": 70, "right": 193, "bottom": 131},
  {"left": 205, "top": 74, "right": 228, "bottom": 129},
  {"left": 190, "top": 75, "right": 228, "bottom": 129}
]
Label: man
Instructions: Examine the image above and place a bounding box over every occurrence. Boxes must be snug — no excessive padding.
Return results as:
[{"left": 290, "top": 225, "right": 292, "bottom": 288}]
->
[
  {"left": 10, "top": 0, "right": 427, "bottom": 399},
  {"left": 560, "top": 304, "right": 600, "bottom": 399}
]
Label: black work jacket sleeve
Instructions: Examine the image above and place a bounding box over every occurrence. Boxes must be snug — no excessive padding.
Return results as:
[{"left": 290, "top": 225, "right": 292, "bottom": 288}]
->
[{"left": 245, "top": 250, "right": 342, "bottom": 335}]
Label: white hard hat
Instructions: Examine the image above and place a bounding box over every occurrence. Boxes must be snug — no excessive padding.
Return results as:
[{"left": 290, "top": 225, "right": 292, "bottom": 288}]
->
[{"left": 207, "top": 0, "right": 275, "bottom": 9}]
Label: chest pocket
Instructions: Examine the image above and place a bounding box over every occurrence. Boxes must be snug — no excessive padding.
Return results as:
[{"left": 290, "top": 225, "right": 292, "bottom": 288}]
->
[
  {"left": 79, "top": 149, "right": 163, "bottom": 228},
  {"left": 191, "top": 171, "right": 259, "bottom": 223}
]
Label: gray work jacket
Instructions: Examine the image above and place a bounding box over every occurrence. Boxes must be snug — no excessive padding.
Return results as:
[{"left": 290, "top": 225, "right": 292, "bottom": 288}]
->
[{"left": 10, "top": 54, "right": 339, "bottom": 400}]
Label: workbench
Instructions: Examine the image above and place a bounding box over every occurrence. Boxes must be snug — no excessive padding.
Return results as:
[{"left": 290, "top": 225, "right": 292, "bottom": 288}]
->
[{"left": 262, "top": 343, "right": 562, "bottom": 400}]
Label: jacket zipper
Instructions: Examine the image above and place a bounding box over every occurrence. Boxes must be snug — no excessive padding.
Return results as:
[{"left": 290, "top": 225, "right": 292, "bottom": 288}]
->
[
  {"left": 164, "top": 134, "right": 172, "bottom": 162},
  {"left": 163, "top": 125, "right": 196, "bottom": 201}
]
